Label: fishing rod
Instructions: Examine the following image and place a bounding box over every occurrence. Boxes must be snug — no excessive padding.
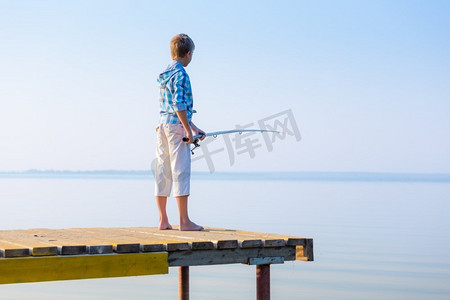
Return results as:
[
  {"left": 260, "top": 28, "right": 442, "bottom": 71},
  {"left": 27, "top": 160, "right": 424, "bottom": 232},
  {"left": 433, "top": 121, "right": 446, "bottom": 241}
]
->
[{"left": 182, "top": 129, "right": 279, "bottom": 154}]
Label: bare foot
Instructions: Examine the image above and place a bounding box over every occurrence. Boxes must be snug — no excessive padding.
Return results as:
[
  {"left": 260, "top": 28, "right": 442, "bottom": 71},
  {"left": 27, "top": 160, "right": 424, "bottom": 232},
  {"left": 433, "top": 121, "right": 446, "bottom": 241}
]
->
[
  {"left": 159, "top": 221, "right": 173, "bottom": 230},
  {"left": 179, "top": 220, "right": 203, "bottom": 231}
]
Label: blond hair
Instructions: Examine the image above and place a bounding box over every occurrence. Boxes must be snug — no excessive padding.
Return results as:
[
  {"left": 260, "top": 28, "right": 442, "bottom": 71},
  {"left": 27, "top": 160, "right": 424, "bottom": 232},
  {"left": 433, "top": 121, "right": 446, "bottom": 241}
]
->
[{"left": 170, "top": 34, "right": 195, "bottom": 59}]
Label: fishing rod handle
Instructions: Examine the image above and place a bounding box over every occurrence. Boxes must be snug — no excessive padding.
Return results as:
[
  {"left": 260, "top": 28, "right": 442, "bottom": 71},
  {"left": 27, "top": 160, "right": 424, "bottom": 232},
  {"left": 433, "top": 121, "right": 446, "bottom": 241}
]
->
[{"left": 182, "top": 134, "right": 204, "bottom": 142}]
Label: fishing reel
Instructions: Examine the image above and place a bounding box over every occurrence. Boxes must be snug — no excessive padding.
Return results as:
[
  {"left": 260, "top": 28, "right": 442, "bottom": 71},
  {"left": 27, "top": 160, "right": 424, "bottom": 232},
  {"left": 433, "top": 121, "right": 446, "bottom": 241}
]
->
[
  {"left": 190, "top": 139, "right": 201, "bottom": 155},
  {"left": 182, "top": 137, "right": 202, "bottom": 155}
]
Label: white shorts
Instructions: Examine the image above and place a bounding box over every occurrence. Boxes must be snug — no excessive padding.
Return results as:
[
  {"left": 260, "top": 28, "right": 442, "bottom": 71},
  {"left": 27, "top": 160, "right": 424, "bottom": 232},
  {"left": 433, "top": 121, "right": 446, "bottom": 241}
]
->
[{"left": 154, "top": 123, "right": 191, "bottom": 197}]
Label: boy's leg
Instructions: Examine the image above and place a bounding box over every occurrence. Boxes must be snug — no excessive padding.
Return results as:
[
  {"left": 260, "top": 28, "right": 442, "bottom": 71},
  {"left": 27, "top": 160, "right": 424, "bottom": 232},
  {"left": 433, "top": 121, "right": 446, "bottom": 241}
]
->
[
  {"left": 156, "top": 196, "right": 172, "bottom": 230},
  {"left": 166, "top": 124, "right": 203, "bottom": 231},
  {"left": 155, "top": 125, "right": 173, "bottom": 196},
  {"left": 176, "top": 195, "right": 203, "bottom": 231},
  {"left": 155, "top": 124, "right": 173, "bottom": 229}
]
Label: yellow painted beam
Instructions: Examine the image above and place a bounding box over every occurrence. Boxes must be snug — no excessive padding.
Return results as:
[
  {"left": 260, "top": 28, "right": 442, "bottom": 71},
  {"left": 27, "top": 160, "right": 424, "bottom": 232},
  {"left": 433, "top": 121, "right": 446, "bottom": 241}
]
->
[{"left": 0, "top": 252, "right": 168, "bottom": 284}]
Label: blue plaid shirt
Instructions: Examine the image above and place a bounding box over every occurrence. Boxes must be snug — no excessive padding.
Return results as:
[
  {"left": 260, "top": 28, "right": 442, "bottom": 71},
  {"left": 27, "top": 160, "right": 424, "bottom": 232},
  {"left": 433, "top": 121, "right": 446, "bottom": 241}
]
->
[{"left": 157, "top": 61, "right": 195, "bottom": 124}]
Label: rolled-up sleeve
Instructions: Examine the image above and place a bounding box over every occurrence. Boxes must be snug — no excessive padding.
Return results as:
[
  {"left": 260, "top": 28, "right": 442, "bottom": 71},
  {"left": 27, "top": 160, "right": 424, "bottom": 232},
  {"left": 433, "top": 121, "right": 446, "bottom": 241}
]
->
[{"left": 172, "top": 72, "right": 188, "bottom": 112}]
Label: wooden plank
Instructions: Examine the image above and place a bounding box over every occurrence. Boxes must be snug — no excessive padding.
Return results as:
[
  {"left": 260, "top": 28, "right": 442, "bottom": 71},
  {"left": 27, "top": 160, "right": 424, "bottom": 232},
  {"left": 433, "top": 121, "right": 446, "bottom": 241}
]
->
[
  {"left": 217, "top": 240, "right": 238, "bottom": 249},
  {"left": 240, "top": 240, "right": 264, "bottom": 248},
  {"left": 118, "top": 227, "right": 268, "bottom": 251},
  {"left": 0, "top": 240, "right": 58, "bottom": 257},
  {"left": 263, "top": 239, "right": 286, "bottom": 247},
  {"left": 67, "top": 228, "right": 142, "bottom": 253},
  {"left": 191, "top": 241, "right": 215, "bottom": 250},
  {"left": 116, "top": 228, "right": 203, "bottom": 251},
  {"left": 296, "top": 246, "right": 306, "bottom": 261},
  {"left": 201, "top": 228, "right": 271, "bottom": 243},
  {"left": 115, "top": 243, "right": 140, "bottom": 253},
  {"left": 168, "top": 247, "right": 296, "bottom": 267},
  {"left": 295, "top": 247, "right": 309, "bottom": 261},
  {"left": 1, "top": 229, "right": 89, "bottom": 256},
  {"left": 0, "top": 238, "right": 55, "bottom": 258},
  {"left": 166, "top": 242, "right": 190, "bottom": 252},
  {"left": 171, "top": 227, "right": 308, "bottom": 249},
  {"left": 193, "top": 228, "right": 298, "bottom": 248},
  {"left": 141, "top": 244, "right": 165, "bottom": 252},
  {"left": 0, "top": 231, "right": 61, "bottom": 257},
  {"left": 118, "top": 228, "right": 216, "bottom": 251},
  {"left": 295, "top": 239, "right": 314, "bottom": 261},
  {"left": 88, "top": 245, "right": 114, "bottom": 255},
  {"left": 154, "top": 227, "right": 264, "bottom": 249},
  {"left": 60, "top": 245, "right": 87, "bottom": 255},
  {"left": 70, "top": 228, "right": 190, "bottom": 252},
  {"left": 305, "top": 239, "right": 314, "bottom": 261},
  {"left": 6, "top": 228, "right": 134, "bottom": 255},
  {"left": 110, "top": 228, "right": 245, "bottom": 251},
  {"left": 286, "top": 238, "right": 307, "bottom": 247},
  {"left": 121, "top": 227, "right": 263, "bottom": 250},
  {"left": 202, "top": 228, "right": 308, "bottom": 245},
  {"left": 206, "top": 228, "right": 308, "bottom": 247},
  {"left": 32, "top": 246, "right": 58, "bottom": 256},
  {"left": 0, "top": 253, "right": 168, "bottom": 284},
  {"left": 0, "top": 247, "right": 30, "bottom": 258},
  {"left": 248, "top": 257, "right": 284, "bottom": 265}
]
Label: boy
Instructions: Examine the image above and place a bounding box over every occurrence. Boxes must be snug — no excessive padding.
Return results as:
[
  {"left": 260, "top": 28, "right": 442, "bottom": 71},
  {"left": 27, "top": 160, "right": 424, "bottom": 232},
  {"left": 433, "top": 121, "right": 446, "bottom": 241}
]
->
[{"left": 154, "top": 34, "right": 205, "bottom": 231}]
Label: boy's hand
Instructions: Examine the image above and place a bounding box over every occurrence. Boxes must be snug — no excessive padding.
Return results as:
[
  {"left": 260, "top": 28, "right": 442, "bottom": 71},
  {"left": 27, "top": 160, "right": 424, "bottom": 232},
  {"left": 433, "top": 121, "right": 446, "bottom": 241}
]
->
[
  {"left": 191, "top": 123, "right": 206, "bottom": 141},
  {"left": 185, "top": 130, "right": 194, "bottom": 143},
  {"left": 196, "top": 129, "right": 206, "bottom": 141}
]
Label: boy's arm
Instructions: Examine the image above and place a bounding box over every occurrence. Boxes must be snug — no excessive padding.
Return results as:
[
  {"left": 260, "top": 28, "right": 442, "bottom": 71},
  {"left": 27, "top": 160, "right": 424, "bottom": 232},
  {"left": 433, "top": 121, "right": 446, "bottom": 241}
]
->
[
  {"left": 176, "top": 110, "right": 194, "bottom": 143},
  {"left": 172, "top": 72, "right": 204, "bottom": 142}
]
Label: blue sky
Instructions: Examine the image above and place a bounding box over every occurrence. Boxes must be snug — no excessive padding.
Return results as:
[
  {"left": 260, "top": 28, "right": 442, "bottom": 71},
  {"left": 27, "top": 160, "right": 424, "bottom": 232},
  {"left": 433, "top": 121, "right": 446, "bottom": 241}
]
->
[{"left": 1, "top": 0, "right": 449, "bottom": 172}]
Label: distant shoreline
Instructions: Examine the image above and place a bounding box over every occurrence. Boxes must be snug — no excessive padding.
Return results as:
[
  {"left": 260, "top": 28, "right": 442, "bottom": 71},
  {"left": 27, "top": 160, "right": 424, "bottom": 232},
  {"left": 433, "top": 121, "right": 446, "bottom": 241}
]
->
[{"left": 1, "top": 170, "right": 449, "bottom": 182}]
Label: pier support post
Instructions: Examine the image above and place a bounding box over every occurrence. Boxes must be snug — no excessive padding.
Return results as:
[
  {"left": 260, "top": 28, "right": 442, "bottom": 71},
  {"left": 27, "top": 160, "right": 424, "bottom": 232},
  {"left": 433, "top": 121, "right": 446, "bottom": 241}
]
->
[
  {"left": 256, "top": 264, "right": 270, "bottom": 300},
  {"left": 178, "top": 266, "right": 189, "bottom": 300}
]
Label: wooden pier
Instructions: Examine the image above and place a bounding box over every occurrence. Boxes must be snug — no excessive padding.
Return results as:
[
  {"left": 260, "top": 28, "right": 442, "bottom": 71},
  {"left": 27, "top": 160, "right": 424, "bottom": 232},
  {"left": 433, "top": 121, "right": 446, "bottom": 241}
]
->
[{"left": 0, "top": 227, "right": 313, "bottom": 299}]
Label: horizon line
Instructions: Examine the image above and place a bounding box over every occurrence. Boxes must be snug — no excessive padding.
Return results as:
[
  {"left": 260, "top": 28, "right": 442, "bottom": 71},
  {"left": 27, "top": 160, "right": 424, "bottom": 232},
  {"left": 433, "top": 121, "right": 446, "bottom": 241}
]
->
[
  {"left": 1, "top": 170, "right": 449, "bottom": 183},
  {"left": 0, "top": 169, "right": 449, "bottom": 175}
]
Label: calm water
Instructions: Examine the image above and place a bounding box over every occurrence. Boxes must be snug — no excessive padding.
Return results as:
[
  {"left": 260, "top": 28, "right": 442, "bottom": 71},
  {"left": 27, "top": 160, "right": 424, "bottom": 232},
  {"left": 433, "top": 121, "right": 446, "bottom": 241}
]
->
[{"left": 0, "top": 174, "right": 449, "bottom": 299}]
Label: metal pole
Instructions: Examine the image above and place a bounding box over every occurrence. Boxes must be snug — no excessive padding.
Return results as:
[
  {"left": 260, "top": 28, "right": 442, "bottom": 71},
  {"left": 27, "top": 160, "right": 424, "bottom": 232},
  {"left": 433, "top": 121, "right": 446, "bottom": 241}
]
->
[
  {"left": 256, "top": 264, "right": 270, "bottom": 300},
  {"left": 178, "top": 266, "right": 189, "bottom": 300}
]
